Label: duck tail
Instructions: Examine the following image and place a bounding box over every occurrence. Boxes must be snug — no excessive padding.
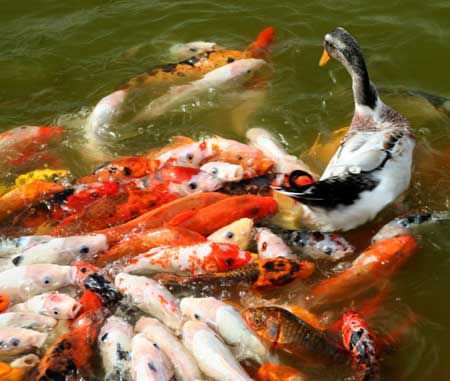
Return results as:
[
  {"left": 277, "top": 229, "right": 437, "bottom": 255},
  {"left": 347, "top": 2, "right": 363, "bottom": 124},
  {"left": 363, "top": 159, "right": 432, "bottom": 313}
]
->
[{"left": 247, "top": 26, "right": 275, "bottom": 58}]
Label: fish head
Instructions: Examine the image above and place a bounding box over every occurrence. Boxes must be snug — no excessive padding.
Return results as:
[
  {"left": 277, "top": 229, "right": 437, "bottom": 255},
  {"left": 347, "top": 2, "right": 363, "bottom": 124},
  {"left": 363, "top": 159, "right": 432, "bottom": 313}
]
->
[
  {"left": 207, "top": 218, "right": 254, "bottom": 250},
  {"left": 212, "top": 243, "right": 253, "bottom": 272},
  {"left": 290, "top": 231, "right": 354, "bottom": 260},
  {"left": 371, "top": 214, "right": 432, "bottom": 242},
  {"left": 72, "top": 262, "right": 122, "bottom": 307},
  {"left": 200, "top": 162, "right": 244, "bottom": 182},
  {"left": 164, "top": 167, "right": 223, "bottom": 195},
  {"left": 255, "top": 258, "right": 315, "bottom": 288},
  {"left": 243, "top": 307, "right": 280, "bottom": 344},
  {"left": 229, "top": 58, "right": 266, "bottom": 79},
  {"left": 179, "top": 297, "right": 221, "bottom": 327},
  {"left": 41, "top": 293, "right": 82, "bottom": 319}
]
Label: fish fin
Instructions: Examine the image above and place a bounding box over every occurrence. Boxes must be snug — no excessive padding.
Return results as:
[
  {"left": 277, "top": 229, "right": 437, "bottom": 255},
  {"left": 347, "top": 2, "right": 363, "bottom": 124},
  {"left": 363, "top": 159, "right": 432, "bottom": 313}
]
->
[
  {"left": 171, "top": 136, "right": 195, "bottom": 145},
  {"left": 247, "top": 26, "right": 275, "bottom": 58},
  {"left": 168, "top": 210, "right": 197, "bottom": 226},
  {"left": 273, "top": 173, "right": 378, "bottom": 208}
]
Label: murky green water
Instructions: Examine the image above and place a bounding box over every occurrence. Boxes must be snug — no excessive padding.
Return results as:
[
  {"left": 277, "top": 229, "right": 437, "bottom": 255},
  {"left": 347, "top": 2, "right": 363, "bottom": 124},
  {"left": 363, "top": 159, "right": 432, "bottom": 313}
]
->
[{"left": 1, "top": 1, "right": 450, "bottom": 380}]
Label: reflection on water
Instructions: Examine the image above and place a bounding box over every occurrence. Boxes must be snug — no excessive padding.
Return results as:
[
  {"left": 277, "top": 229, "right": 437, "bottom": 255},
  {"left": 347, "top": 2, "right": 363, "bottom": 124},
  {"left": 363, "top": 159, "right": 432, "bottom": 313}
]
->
[{"left": 1, "top": 0, "right": 450, "bottom": 379}]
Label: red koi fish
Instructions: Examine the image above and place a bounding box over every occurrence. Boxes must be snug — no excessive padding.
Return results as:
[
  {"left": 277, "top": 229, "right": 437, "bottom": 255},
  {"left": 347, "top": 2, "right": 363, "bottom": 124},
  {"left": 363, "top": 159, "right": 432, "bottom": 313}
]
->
[
  {"left": 78, "top": 156, "right": 159, "bottom": 184},
  {"left": 342, "top": 311, "right": 380, "bottom": 381},
  {"left": 36, "top": 310, "right": 104, "bottom": 381},
  {"left": 0, "top": 181, "right": 65, "bottom": 222},
  {"left": 307, "top": 235, "right": 417, "bottom": 310},
  {"left": 96, "top": 226, "right": 206, "bottom": 266},
  {"left": 96, "top": 192, "right": 229, "bottom": 244},
  {"left": 1, "top": 125, "right": 63, "bottom": 168},
  {"left": 77, "top": 291, "right": 103, "bottom": 315},
  {"left": 169, "top": 195, "right": 278, "bottom": 235},
  {"left": 123, "top": 241, "right": 253, "bottom": 275}
]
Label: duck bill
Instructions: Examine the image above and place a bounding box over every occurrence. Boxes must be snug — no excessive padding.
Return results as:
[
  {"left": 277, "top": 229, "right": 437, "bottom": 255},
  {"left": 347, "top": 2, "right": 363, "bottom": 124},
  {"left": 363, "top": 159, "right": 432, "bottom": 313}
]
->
[{"left": 319, "top": 49, "right": 332, "bottom": 66}]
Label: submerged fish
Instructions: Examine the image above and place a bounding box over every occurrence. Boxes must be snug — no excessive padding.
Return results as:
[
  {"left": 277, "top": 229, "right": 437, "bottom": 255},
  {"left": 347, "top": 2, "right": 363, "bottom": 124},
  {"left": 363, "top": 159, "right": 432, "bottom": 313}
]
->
[
  {"left": 135, "top": 317, "right": 203, "bottom": 381},
  {"left": 123, "top": 241, "right": 253, "bottom": 276},
  {"left": 180, "top": 297, "right": 269, "bottom": 364},
  {"left": 182, "top": 320, "right": 254, "bottom": 381},
  {"left": 341, "top": 311, "right": 380, "bottom": 381},
  {"left": 307, "top": 235, "right": 417, "bottom": 310},
  {"left": 280, "top": 230, "right": 354, "bottom": 261},
  {"left": 243, "top": 306, "right": 345, "bottom": 366}
]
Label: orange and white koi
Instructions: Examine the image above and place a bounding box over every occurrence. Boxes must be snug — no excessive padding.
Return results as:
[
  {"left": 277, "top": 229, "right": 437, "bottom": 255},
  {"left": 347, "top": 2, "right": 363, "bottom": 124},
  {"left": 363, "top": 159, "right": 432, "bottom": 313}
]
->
[
  {"left": 123, "top": 242, "right": 253, "bottom": 276},
  {"left": 307, "top": 235, "right": 417, "bottom": 310},
  {"left": 115, "top": 273, "right": 182, "bottom": 333},
  {"left": 341, "top": 311, "right": 380, "bottom": 381}
]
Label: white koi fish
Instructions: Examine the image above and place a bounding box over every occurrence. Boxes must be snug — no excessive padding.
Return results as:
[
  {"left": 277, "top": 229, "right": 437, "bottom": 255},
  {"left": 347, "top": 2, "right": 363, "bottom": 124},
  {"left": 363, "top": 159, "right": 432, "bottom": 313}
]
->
[{"left": 0, "top": 328, "right": 47, "bottom": 359}]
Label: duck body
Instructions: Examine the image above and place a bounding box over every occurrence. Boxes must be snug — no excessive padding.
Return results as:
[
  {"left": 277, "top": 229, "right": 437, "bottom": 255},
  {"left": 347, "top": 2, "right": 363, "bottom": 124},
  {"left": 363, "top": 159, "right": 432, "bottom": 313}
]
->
[{"left": 276, "top": 27, "right": 415, "bottom": 231}]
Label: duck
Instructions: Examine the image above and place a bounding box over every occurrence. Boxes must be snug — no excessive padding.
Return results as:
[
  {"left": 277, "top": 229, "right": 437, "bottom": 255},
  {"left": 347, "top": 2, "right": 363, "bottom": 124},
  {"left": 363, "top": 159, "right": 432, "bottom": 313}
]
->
[{"left": 274, "top": 27, "right": 415, "bottom": 231}]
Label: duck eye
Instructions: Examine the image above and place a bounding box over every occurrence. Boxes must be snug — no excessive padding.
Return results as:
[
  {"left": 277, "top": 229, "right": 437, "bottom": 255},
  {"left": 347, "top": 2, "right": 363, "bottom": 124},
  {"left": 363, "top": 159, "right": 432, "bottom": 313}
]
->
[{"left": 79, "top": 245, "right": 89, "bottom": 254}]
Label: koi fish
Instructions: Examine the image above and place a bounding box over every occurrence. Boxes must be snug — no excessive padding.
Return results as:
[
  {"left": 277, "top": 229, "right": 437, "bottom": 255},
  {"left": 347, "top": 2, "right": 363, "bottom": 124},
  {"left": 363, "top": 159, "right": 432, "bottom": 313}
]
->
[
  {"left": 96, "top": 192, "right": 228, "bottom": 244},
  {"left": 246, "top": 127, "right": 317, "bottom": 177},
  {"left": 9, "top": 293, "right": 81, "bottom": 320},
  {"left": 131, "top": 333, "right": 174, "bottom": 381},
  {"left": 7, "top": 234, "right": 108, "bottom": 268},
  {"left": 280, "top": 230, "right": 354, "bottom": 261},
  {"left": 0, "top": 264, "right": 76, "bottom": 304},
  {"left": 98, "top": 316, "right": 133, "bottom": 381},
  {"left": 0, "top": 327, "right": 47, "bottom": 359},
  {"left": 130, "top": 26, "right": 274, "bottom": 88},
  {"left": 135, "top": 317, "right": 203, "bottom": 381},
  {"left": 0, "top": 312, "right": 57, "bottom": 332},
  {"left": 78, "top": 290, "right": 103, "bottom": 315},
  {"left": 256, "top": 363, "right": 308, "bottom": 381},
  {"left": 307, "top": 235, "right": 417, "bottom": 310},
  {"left": 123, "top": 241, "right": 253, "bottom": 276},
  {"left": 182, "top": 320, "right": 253, "bottom": 381},
  {"left": 115, "top": 273, "right": 182, "bottom": 333},
  {"left": 0, "top": 126, "right": 63, "bottom": 171},
  {"left": 341, "top": 311, "right": 380, "bottom": 381},
  {"left": 169, "top": 195, "right": 277, "bottom": 235},
  {"left": 78, "top": 156, "right": 158, "bottom": 184},
  {"left": 255, "top": 227, "right": 296, "bottom": 259},
  {"left": 154, "top": 258, "right": 314, "bottom": 296},
  {"left": 200, "top": 161, "right": 244, "bottom": 182},
  {"left": 0, "top": 181, "right": 64, "bottom": 222},
  {"left": 207, "top": 218, "right": 254, "bottom": 250},
  {"left": 133, "top": 58, "right": 266, "bottom": 122},
  {"left": 96, "top": 226, "right": 205, "bottom": 266},
  {"left": 0, "top": 355, "right": 39, "bottom": 381},
  {"left": 72, "top": 262, "right": 122, "bottom": 308},
  {"left": 0, "top": 294, "right": 9, "bottom": 313},
  {"left": 180, "top": 296, "right": 269, "bottom": 364},
  {"left": 0, "top": 235, "right": 52, "bottom": 257},
  {"left": 168, "top": 41, "right": 219, "bottom": 60},
  {"left": 242, "top": 306, "right": 345, "bottom": 366},
  {"left": 36, "top": 310, "right": 104, "bottom": 381}
]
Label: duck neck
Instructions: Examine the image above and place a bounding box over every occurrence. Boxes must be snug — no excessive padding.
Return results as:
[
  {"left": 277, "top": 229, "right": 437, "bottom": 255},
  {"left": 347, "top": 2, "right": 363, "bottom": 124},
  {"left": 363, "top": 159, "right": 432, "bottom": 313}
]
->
[{"left": 346, "top": 57, "right": 379, "bottom": 112}]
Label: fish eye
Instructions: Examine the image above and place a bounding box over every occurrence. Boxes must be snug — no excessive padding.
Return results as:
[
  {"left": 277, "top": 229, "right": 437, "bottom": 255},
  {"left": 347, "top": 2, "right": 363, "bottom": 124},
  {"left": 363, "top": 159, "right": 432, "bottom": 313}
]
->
[
  {"left": 79, "top": 245, "right": 90, "bottom": 254},
  {"left": 42, "top": 276, "right": 51, "bottom": 285},
  {"left": 190, "top": 48, "right": 197, "bottom": 52},
  {"left": 188, "top": 182, "right": 197, "bottom": 190},
  {"left": 225, "top": 258, "right": 234, "bottom": 266},
  {"left": 10, "top": 338, "right": 20, "bottom": 346},
  {"left": 100, "top": 333, "right": 108, "bottom": 341},
  {"left": 225, "top": 231, "right": 234, "bottom": 239},
  {"left": 323, "top": 246, "right": 333, "bottom": 255},
  {"left": 186, "top": 153, "right": 194, "bottom": 161},
  {"left": 52, "top": 309, "right": 60, "bottom": 316},
  {"left": 153, "top": 343, "right": 160, "bottom": 349},
  {"left": 226, "top": 57, "right": 235, "bottom": 63},
  {"left": 194, "top": 313, "right": 200, "bottom": 320},
  {"left": 211, "top": 167, "right": 219, "bottom": 175},
  {"left": 123, "top": 167, "right": 132, "bottom": 176},
  {"left": 80, "top": 267, "right": 87, "bottom": 273}
]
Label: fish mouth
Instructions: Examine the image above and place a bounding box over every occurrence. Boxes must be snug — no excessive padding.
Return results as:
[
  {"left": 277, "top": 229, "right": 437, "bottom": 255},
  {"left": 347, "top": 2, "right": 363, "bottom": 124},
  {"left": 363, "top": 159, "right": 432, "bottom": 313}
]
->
[{"left": 83, "top": 273, "right": 122, "bottom": 307}]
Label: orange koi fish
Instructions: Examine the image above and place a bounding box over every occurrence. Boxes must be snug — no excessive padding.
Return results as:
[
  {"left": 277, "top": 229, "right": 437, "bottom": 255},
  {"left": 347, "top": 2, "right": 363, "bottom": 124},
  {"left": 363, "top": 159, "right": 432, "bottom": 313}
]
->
[
  {"left": 169, "top": 195, "right": 277, "bottom": 235},
  {"left": 128, "top": 27, "right": 275, "bottom": 88},
  {"left": 341, "top": 311, "right": 380, "bottom": 381},
  {"left": 243, "top": 306, "right": 346, "bottom": 366},
  {"left": 96, "top": 192, "right": 229, "bottom": 243},
  {"left": 0, "top": 362, "right": 28, "bottom": 381},
  {"left": 77, "top": 291, "right": 103, "bottom": 315},
  {"left": 1, "top": 126, "right": 63, "bottom": 169},
  {"left": 307, "top": 235, "right": 417, "bottom": 310},
  {"left": 0, "top": 294, "right": 9, "bottom": 313},
  {"left": 123, "top": 241, "right": 253, "bottom": 275},
  {"left": 154, "top": 257, "right": 314, "bottom": 295},
  {"left": 36, "top": 310, "right": 104, "bottom": 381},
  {"left": 77, "top": 156, "right": 159, "bottom": 184},
  {"left": 0, "top": 181, "right": 64, "bottom": 222},
  {"left": 96, "top": 226, "right": 206, "bottom": 266},
  {"left": 256, "top": 363, "right": 308, "bottom": 381}
]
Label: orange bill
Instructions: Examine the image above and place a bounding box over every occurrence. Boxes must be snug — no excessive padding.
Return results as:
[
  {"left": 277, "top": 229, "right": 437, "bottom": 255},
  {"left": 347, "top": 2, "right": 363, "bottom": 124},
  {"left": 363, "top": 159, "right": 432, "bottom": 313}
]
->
[{"left": 319, "top": 48, "right": 331, "bottom": 66}]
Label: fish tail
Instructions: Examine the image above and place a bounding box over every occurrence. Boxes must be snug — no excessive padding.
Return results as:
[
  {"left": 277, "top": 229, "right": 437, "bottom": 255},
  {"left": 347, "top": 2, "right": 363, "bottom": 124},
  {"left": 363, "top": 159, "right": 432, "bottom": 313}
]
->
[{"left": 247, "top": 26, "right": 275, "bottom": 58}]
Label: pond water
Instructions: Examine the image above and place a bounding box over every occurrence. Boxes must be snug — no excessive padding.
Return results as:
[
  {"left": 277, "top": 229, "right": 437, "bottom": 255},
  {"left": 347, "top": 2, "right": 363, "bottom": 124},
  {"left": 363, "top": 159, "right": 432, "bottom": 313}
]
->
[{"left": 1, "top": 1, "right": 450, "bottom": 380}]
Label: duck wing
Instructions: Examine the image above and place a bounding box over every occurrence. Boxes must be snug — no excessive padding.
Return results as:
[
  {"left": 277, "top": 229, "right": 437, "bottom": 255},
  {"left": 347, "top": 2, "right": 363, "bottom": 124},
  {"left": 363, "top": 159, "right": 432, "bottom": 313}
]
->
[{"left": 273, "top": 172, "right": 379, "bottom": 209}]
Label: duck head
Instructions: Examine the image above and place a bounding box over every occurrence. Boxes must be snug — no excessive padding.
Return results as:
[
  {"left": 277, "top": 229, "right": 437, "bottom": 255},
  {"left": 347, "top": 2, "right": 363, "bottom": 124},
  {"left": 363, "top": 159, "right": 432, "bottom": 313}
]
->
[{"left": 320, "top": 27, "right": 379, "bottom": 111}]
